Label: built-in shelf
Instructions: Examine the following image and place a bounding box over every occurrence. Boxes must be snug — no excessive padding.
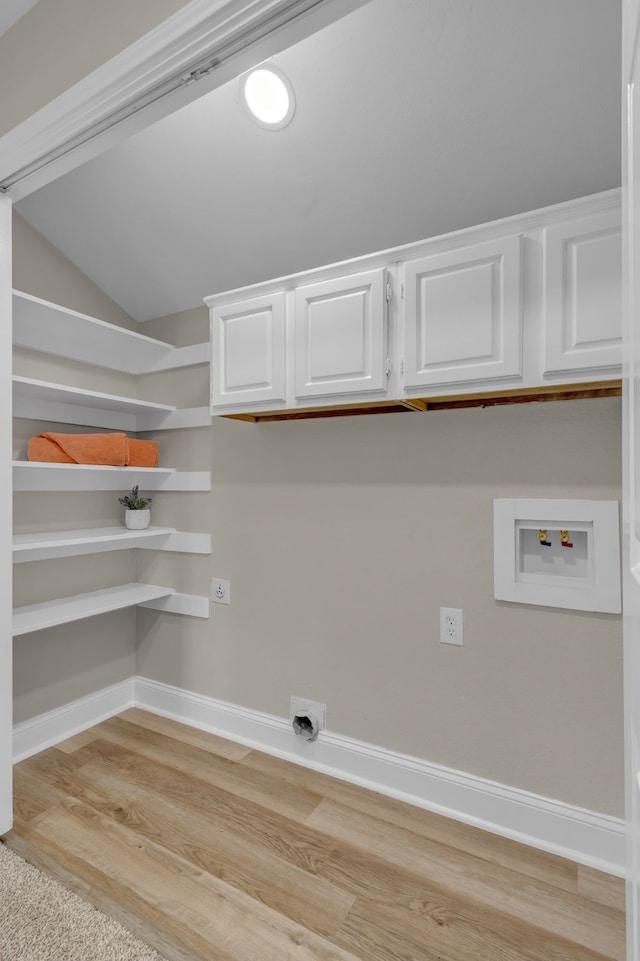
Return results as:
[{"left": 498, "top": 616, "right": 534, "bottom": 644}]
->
[
  {"left": 13, "top": 290, "right": 209, "bottom": 374},
  {"left": 13, "top": 526, "right": 176, "bottom": 562},
  {"left": 13, "top": 375, "right": 180, "bottom": 432},
  {"left": 11, "top": 290, "right": 213, "bottom": 634},
  {"left": 12, "top": 462, "right": 211, "bottom": 491},
  {"left": 13, "top": 583, "right": 173, "bottom": 636},
  {"left": 12, "top": 526, "right": 211, "bottom": 562},
  {"left": 13, "top": 376, "right": 211, "bottom": 431},
  {"left": 13, "top": 582, "right": 210, "bottom": 636}
]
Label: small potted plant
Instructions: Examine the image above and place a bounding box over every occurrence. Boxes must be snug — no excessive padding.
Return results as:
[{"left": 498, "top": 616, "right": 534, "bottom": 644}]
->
[{"left": 119, "top": 485, "right": 153, "bottom": 530}]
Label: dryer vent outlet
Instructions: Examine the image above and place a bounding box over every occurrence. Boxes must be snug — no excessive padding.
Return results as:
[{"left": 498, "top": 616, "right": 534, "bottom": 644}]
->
[{"left": 290, "top": 696, "right": 326, "bottom": 742}]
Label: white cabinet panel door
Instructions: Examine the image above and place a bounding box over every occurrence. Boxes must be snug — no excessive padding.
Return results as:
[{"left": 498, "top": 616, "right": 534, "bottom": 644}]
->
[
  {"left": 402, "top": 235, "right": 522, "bottom": 388},
  {"left": 544, "top": 210, "right": 622, "bottom": 375},
  {"left": 294, "top": 269, "right": 387, "bottom": 399},
  {"left": 210, "top": 292, "right": 286, "bottom": 408}
]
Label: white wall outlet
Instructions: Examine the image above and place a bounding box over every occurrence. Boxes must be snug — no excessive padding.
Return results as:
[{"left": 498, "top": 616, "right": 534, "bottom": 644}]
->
[
  {"left": 440, "top": 607, "right": 463, "bottom": 645},
  {"left": 290, "top": 696, "right": 326, "bottom": 730},
  {"left": 211, "top": 578, "right": 230, "bottom": 605}
]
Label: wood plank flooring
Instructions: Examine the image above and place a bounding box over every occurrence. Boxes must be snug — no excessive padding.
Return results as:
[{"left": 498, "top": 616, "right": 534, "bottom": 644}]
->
[{"left": 2, "top": 709, "right": 626, "bottom": 961}]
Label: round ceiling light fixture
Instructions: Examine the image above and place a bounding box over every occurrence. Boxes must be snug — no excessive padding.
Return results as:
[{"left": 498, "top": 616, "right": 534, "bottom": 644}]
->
[{"left": 241, "top": 65, "right": 295, "bottom": 129}]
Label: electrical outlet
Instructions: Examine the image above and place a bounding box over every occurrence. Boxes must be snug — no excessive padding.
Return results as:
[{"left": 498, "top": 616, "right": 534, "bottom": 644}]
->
[
  {"left": 211, "top": 578, "right": 230, "bottom": 605},
  {"left": 440, "top": 607, "right": 463, "bottom": 645}
]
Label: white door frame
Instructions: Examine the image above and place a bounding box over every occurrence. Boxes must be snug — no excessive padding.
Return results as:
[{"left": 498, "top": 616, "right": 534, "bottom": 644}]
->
[
  {"left": 622, "top": 0, "right": 639, "bottom": 955},
  {"left": 0, "top": 194, "right": 12, "bottom": 835}
]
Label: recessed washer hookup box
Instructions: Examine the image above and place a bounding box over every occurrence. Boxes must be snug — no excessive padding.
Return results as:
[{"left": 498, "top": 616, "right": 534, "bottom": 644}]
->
[{"left": 493, "top": 498, "right": 621, "bottom": 613}]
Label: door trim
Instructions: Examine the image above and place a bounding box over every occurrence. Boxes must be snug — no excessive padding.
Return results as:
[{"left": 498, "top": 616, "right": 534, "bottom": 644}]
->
[{"left": 0, "top": 0, "right": 368, "bottom": 200}]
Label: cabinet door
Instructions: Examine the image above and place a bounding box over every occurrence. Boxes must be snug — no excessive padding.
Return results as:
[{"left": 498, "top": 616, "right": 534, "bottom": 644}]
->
[
  {"left": 210, "top": 292, "right": 286, "bottom": 408},
  {"left": 543, "top": 210, "right": 621, "bottom": 375},
  {"left": 294, "top": 269, "right": 387, "bottom": 399},
  {"left": 402, "top": 235, "right": 522, "bottom": 388}
]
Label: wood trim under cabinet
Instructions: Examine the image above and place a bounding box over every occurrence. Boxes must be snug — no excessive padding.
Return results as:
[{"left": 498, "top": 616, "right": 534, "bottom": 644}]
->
[{"left": 222, "top": 381, "right": 622, "bottom": 423}]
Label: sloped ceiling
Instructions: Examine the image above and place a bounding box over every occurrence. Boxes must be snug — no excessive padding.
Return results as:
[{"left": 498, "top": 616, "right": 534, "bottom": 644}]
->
[{"left": 16, "top": 0, "right": 621, "bottom": 322}]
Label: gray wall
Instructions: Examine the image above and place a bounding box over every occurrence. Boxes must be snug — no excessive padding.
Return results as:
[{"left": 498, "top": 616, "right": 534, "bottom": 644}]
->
[{"left": 137, "top": 307, "right": 624, "bottom": 817}]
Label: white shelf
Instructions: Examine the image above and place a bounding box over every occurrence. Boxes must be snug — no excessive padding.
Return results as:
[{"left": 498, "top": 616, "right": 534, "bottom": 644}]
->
[
  {"left": 12, "top": 462, "right": 211, "bottom": 492},
  {"left": 13, "top": 375, "right": 175, "bottom": 431},
  {"left": 12, "top": 582, "right": 211, "bottom": 634},
  {"left": 13, "top": 526, "right": 212, "bottom": 561},
  {"left": 13, "top": 376, "right": 211, "bottom": 431},
  {"left": 12, "top": 583, "right": 175, "bottom": 636},
  {"left": 13, "top": 526, "right": 173, "bottom": 562},
  {"left": 13, "top": 290, "right": 209, "bottom": 374}
]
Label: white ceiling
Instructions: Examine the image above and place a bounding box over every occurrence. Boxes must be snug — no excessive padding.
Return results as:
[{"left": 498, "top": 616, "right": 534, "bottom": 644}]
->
[{"left": 16, "top": 0, "right": 621, "bottom": 322}]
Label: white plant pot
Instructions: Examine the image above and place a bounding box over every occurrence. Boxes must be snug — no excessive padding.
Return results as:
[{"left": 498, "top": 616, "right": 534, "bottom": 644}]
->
[{"left": 125, "top": 509, "right": 150, "bottom": 530}]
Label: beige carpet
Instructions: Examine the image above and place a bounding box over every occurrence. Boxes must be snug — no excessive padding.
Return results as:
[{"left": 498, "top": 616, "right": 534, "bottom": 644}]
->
[{"left": 0, "top": 842, "right": 166, "bottom": 960}]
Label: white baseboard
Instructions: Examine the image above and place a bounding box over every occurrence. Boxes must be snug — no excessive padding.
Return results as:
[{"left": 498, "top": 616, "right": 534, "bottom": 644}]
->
[
  {"left": 12, "top": 678, "right": 135, "bottom": 763},
  {"left": 13, "top": 674, "right": 625, "bottom": 877},
  {"left": 133, "top": 676, "right": 625, "bottom": 877}
]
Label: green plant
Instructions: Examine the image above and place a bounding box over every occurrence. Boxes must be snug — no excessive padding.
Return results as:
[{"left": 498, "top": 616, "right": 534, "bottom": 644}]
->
[{"left": 118, "top": 485, "right": 152, "bottom": 510}]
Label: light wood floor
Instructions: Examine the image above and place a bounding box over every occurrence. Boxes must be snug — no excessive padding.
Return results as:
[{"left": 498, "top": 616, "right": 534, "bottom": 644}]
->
[{"left": 3, "top": 709, "right": 626, "bottom": 961}]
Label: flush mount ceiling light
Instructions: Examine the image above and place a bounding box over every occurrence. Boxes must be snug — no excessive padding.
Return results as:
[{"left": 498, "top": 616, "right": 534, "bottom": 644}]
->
[{"left": 241, "top": 65, "right": 296, "bottom": 129}]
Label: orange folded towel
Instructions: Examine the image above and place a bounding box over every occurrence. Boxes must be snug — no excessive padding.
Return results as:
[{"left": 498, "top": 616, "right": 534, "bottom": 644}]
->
[
  {"left": 27, "top": 433, "right": 159, "bottom": 468},
  {"left": 28, "top": 432, "right": 128, "bottom": 465},
  {"left": 127, "top": 438, "right": 159, "bottom": 468}
]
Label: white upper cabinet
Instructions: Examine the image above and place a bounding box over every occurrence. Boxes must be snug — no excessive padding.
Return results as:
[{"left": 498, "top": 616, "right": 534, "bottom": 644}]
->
[
  {"left": 402, "top": 235, "right": 522, "bottom": 389},
  {"left": 208, "top": 268, "right": 392, "bottom": 414},
  {"left": 210, "top": 291, "right": 286, "bottom": 408},
  {"left": 294, "top": 269, "right": 388, "bottom": 399},
  {"left": 543, "top": 209, "right": 622, "bottom": 376},
  {"left": 207, "top": 190, "right": 621, "bottom": 418}
]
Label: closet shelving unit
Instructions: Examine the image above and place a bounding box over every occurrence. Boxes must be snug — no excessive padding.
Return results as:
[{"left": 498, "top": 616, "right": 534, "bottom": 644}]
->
[{"left": 12, "top": 290, "right": 212, "bottom": 636}]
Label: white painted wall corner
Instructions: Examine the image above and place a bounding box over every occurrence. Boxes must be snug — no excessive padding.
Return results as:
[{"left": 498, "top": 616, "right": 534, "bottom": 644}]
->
[{"left": 12, "top": 677, "right": 135, "bottom": 763}]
